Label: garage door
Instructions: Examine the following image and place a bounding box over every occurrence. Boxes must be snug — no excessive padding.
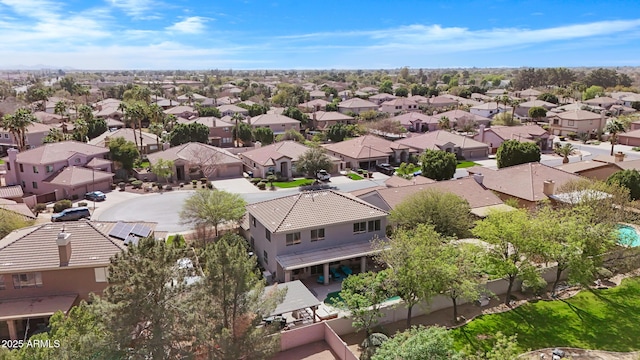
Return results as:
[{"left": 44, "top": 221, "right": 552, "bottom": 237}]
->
[{"left": 215, "top": 164, "right": 243, "bottom": 179}]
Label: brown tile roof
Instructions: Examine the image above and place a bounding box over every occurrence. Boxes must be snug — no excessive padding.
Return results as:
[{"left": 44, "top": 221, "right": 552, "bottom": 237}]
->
[
  {"left": 240, "top": 141, "right": 338, "bottom": 166},
  {"left": 407, "top": 95, "right": 429, "bottom": 104},
  {"left": 436, "top": 109, "right": 492, "bottom": 123},
  {"left": 518, "top": 100, "right": 558, "bottom": 108},
  {"left": 323, "top": 135, "right": 413, "bottom": 159},
  {"left": 381, "top": 98, "right": 418, "bottom": 107},
  {"left": 551, "top": 103, "right": 604, "bottom": 113},
  {"left": 354, "top": 177, "right": 503, "bottom": 211},
  {"left": 384, "top": 175, "right": 435, "bottom": 187},
  {"left": 338, "top": 98, "right": 378, "bottom": 109},
  {"left": 147, "top": 142, "right": 241, "bottom": 165},
  {"left": 250, "top": 114, "right": 300, "bottom": 126},
  {"left": 247, "top": 190, "right": 388, "bottom": 233},
  {"left": 105, "top": 118, "right": 125, "bottom": 127},
  {"left": 482, "top": 125, "right": 549, "bottom": 142},
  {"left": 217, "top": 104, "right": 248, "bottom": 113},
  {"left": 467, "top": 163, "right": 581, "bottom": 202},
  {"left": 0, "top": 221, "right": 127, "bottom": 272},
  {"left": 45, "top": 166, "right": 114, "bottom": 187},
  {"left": 86, "top": 157, "right": 113, "bottom": 168},
  {"left": 519, "top": 89, "right": 543, "bottom": 97},
  {"left": 189, "top": 117, "right": 234, "bottom": 129},
  {"left": 396, "top": 130, "right": 489, "bottom": 151},
  {"left": 0, "top": 200, "right": 35, "bottom": 219},
  {"left": 33, "top": 111, "right": 63, "bottom": 124},
  {"left": 312, "top": 111, "right": 354, "bottom": 122},
  {"left": 389, "top": 112, "right": 439, "bottom": 127},
  {"left": 583, "top": 96, "right": 622, "bottom": 106},
  {"left": 618, "top": 129, "right": 640, "bottom": 139},
  {"left": 428, "top": 96, "right": 458, "bottom": 107},
  {"left": 15, "top": 141, "right": 109, "bottom": 165},
  {"left": 553, "top": 109, "right": 602, "bottom": 121},
  {"left": 555, "top": 160, "right": 614, "bottom": 173},
  {"left": 0, "top": 185, "right": 23, "bottom": 199},
  {"left": 164, "top": 105, "right": 195, "bottom": 115},
  {"left": 369, "top": 93, "right": 397, "bottom": 101},
  {"left": 88, "top": 128, "right": 159, "bottom": 147}
]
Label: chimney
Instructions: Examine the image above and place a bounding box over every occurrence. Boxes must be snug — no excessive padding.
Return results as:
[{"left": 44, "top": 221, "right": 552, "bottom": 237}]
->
[
  {"left": 254, "top": 141, "right": 262, "bottom": 149},
  {"left": 104, "top": 136, "right": 110, "bottom": 148},
  {"left": 57, "top": 230, "right": 72, "bottom": 266},
  {"left": 614, "top": 151, "right": 625, "bottom": 163},
  {"left": 162, "top": 142, "right": 170, "bottom": 151},
  {"left": 543, "top": 179, "right": 555, "bottom": 196},
  {"left": 478, "top": 124, "right": 486, "bottom": 142},
  {"left": 473, "top": 173, "right": 484, "bottom": 185}
]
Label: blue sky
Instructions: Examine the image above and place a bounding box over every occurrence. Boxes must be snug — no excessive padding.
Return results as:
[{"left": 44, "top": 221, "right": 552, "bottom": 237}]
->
[{"left": 1, "top": 0, "right": 640, "bottom": 70}]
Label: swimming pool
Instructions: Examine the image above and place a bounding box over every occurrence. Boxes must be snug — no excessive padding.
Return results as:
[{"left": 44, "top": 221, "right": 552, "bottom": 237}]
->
[{"left": 618, "top": 225, "right": 640, "bottom": 247}]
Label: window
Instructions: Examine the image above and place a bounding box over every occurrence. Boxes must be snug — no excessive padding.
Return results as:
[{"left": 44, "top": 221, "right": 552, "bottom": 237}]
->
[
  {"left": 286, "top": 232, "right": 301, "bottom": 246},
  {"left": 3, "top": 133, "right": 7, "bottom": 138},
  {"left": 265, "top": 229, "right": 271, "bottom": 242},
  {"left": 353, "top": 222, "right": 366, "bottom": 234},
  {"left": 21, "top": 181, "right": 25, "bottom": 188},
  {"left": 32, "top": 182, "right": 38, "bottom": 189},
  {"left": 32, "top": 166, "right": 38, "bottom": 173},
  {"left": 45, "top": 165, "right": 54, "bottom": 173},
  {"left": 311, "top": 228, "right": 325, "bottom": 242},
  {"left": 223, "top": 137, "right": 232, "bottom": 144},
  {"left": 223, "top": 127, "right": 230, "bottom": 132},
  {"left": 6, "top": 162, "right": 9, "bottom": 171},
  {"left": 263, "top": 250, "right": 268, "bottom": 264},
  {"left": 0, "top": 275, "right": 5, "bottom": 290},
  {"left": 568, "top": 120, "right": 575, "bottom": 126},
  {"left": 553, "top": 119, "right": 559, "bottom": 125},
  {"left": 310, "top": 264, "right": 323, "bottom": 275},
  {"left": 250, "top": 236, "right": 255, "bottom": 248},
  {"left": 19, "top": 164, "right": 23, "bottom": 173},
  {"left": 12, "top": 272, "right": 43, "bottom": 289},
  {"left": 94, "top": 268, "right": 108, "bottom": 283},
  {"left": 74, "top": 158, "right": 81, "bottom": 163},
  {"left": 368, "top": 220, "right": 381, "bottom": 232},
  {"left": 250, "top": 215, "right": 256, "bottom": 227},
  {"left": 149, "top": 145, "right": 158, "bottom": 151}
]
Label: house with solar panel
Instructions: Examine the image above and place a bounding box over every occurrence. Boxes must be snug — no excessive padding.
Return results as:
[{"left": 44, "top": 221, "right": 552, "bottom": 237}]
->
[
  {"left": 0, "top": 220, "right": 156, "bottom": 341},
  {"left": 243, "top": 190, "right": 388, "bottom": 285}
]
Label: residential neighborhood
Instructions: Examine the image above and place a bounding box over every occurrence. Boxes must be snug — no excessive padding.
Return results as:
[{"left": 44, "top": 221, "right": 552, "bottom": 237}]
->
[{"left": 1, "top": 61, "right": 640, "bottom": 360}]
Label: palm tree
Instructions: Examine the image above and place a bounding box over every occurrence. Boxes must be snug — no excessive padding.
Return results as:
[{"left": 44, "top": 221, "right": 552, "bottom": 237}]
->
[
  {"left": 231, "top": 113, "right": 243, "bottom": 147},
  {"left": 1, "top": 108, "right": 35, "bottom": 151},
  {"left": 606, "top": 119, "right": 626, "bottom": 156},
  {"left": 438, "top": 116, "right": 451, "bottom": 130},
  {"left": 54, "top": 100, "right": 67, "bottom": 121},
  {"left": 73, "top": 119, "right": 89, "bottom": 142},
  {"left": 554, "top": 142, "right": 575, "bottom": 163}
]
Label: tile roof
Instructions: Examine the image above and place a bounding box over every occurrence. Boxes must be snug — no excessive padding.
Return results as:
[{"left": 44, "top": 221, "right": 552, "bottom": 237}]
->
[
  {"left": 338, "top": 98, "right": 378, "bottom": 109},
  {"left": 249, "top": 114, "right": 300, "bottom": 126},
  {"left": 105, "top": 118, "right": 125, "bottom": 127},
  {"left": 518, "top": 100, "right": 558, "bottom": 108},
  {"left": 555, "top": 160, "right": 614, "bottom": 173},
  {"left": 483, "top": 125, "right": 549, "bottom": 142},
  {"left": 0, "top": 200, "right": 35, "bottom": 219},
  {"left": 0, "top": 294, "right": 78, "bottom": 321},
  {"left": 0, "top": 185, "right": 24, "bottom": 199},
  {"left": 240, "top": 141, "right": 339, "bottom": 166},
  {"left": 389, "top": 112, "right": 439, "bottom": 127},
  {"left": 312, "top": 111, "right": 354, "bottom": 122},
  {"left": 384, "top": 175, "right": 436, "bottom": 187},
  {"left": 552, "top": 109, "right": 602, "bottom": 121},
  {"left": 471, "top": 102, "right": 513, "bottom": 111},
  {"left": 15, "top": 141, "right": 109, "bottom": 165},
  {"left": 519, "top": 89, "right": 543, "bottom": 97},
  {"left": 147, "top": 142, "right": 241, "bottom": 165},
  {"left": 164, "top": 106, "right": 195, "bottom": 115},
  {"left": 247, "top": 190, "right": 388, "bottom": 233},
  {"left": 583, "top": 96, "right": 622, "bottom": 106},
  {"left": 428, "top": 96, "right": 458, "bottom": 106},
  {"left": 323, "top": 135, "right": 412, "bottom": 159},
  {"left": 300, "top": 99, "right": 330, "bottom": 108},
  {"left": 88, "top": 128, "right": 159, "bottom": 147},
  {"left": 45, "top": 166, "right": 114, "bottom": 187},
  {"left": 369, "top": 93, "right": 397, "bottom": 101},
  {"left": 466, "top": 162, "right": 581, "bottom": 202},
  {"left": 189, "top": 116, "right": 234, "bottom": 129},
  {"left": 551, "top": 103, "right": 604, "bottom": 113},
  {"left": 381, "top": 98, "right": 418, "bottom": 107},
  {"left": 396, "top": 130, "right": 489, "bottom": 151},
  {"left": 217, "top": 104, "right": 248, "bottom": 113},
  {"left": 354, "top": 177, "right": 504, "bottom": 211},
  {"left": 0, "top": 221, "right": 127, "bottom": 272},
  {"left": 617, "top": 129, "right": 640, "bottom": 139},
  {"left": 435, "top": 109, "right": 492, "bottom": 123},
  {"left": 33, "top": 111, "right": 63, "bottom": 124}
]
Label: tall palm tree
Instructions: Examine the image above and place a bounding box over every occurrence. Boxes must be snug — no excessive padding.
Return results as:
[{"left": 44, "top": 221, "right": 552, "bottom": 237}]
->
[
  {"left": 554, "top": 142, "right": 575, "bottom": 163},
  {"left": 73, "top": 119, "right": 89, "bottom": 142},
  {"left": 231, "top": 113, "right": 243, "bottom": 147},
  {"left": 54, "top": 100, "right": 67, "bottom": 121},
  {"left": 606, "top": 119, "right": 626, "bottom": 156},
  {"left": 1, "top": 108, "right": 35, "bottom": 151},
  {"left": 438, "top": 116, "right": 451, "bottom": 131}
]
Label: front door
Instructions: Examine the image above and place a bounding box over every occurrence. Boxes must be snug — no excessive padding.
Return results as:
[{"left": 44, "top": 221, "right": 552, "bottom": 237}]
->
[
  {"left": 176, "top": 166, "right": 185, "bottom": 181},
  {"left": 280, "top": 162, "right": 289, "bottom": 178}
]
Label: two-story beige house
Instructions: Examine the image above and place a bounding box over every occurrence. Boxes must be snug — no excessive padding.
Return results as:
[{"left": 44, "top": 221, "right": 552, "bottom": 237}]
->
[
  {"left": 245, "top": 190, "right": 388, "bottom": 284},
  {"left": 548, "top": 109, "right": 605, "bottom": 136}
]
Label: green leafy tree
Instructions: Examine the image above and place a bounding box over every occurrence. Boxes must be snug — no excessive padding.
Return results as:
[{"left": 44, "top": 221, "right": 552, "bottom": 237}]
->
[
  {"left": 191, "top": 234, "right": 286, "bottom": 359},
  {"left": 233, "top": 122, "right": 253, "bottom": 145},
  {"left": 439, "top": 243, "right": 486, "bottom": 322},
  {"left": 582, "top": 85, "right": 605, "bottom": 101},
  {"left": 282, "top": 106, "right": 309, "bottom": 125},
  {"left": 72, "top": 119, "right": 89, "bottom": 142},
  {"left": 438, "top": 116, "right": 451, "bottom": 130},
  {"left": 108, "top": 137, "right": 139, "bottom": 171},
  {"left": 527, "top": 106, "right": 547, "bottom": 123},
  {"left": 42, "top": 128, "right": 72, "bottom": 143},
  {"left": 148, "top": 121, "right": 165, "bottom": 148},
  {"left": 295, "top": 147, "right": 333, "bottom": 177},
  {"left": 491, "top": 112, "right": 520, "bottom": 127},
  {"left": 87, "top": 118, "right": 108, "bottom": 140},
  {"left": 463, "top": 332, "right": 521, "bottom": 360},
  {"left": 151, "top": 159, "right": 174, "bottom": 184},
  {"left": 375, "top": 224, "right": 447, "bottom": 328},
  {"left": 0, "top": 209, "right": 33, "bottom": 239},
  {"left": 496, "top": 139, "right": 541, "bottom": 168},
  {"left": 605, "top": 119, "right": 626, "bottom": 156},
  {"left": 419, "top": 149, "right": 457, "bottom": 181},
  {"left": 326, "top": 123, "right": 349, "bottom": 142},
  {"left": 389, "top": 189, "right": 472, "bottom": 238},
  {"left": 252, "top": 127, "right": 274, "bottom": 145},
  {"left": 378, "top": 80, "right": 393, "bottom": 94},
  {"left": 169, "top": 122, "right": 209, "bottom": 146},
  {"left": 395, "top": 162, "right": 419, "bottom": 179},
  {"left": 339, "top": 270, "right": 392, "bottom": 335},
  {"left": 96, "top": 236, "right": 191, "bottom": 359},
  {"left": 472, "top": 209, "right": 543, "bottom": 305},
  {"left": 275, "top": 128, "right": 305, "bottom": 142},
  {"left": 197, "top": 106, "right": 221, "bottom": 118},
  {"left": 180, "top": 189, "right": 247, "bottom": 238},
  {"left": 372, "top": 326, "right": 462, "bottom": 360},
  {"left": 1, "top": 108, "right": 36, "bottom": 151},
  {"left": 394, "top": 87, "right": 409, "bottom": 97},
  {"left": 537, "top": 93, "right": 559, "bottom": 104},
  {"left": 54, "top": 100, "right": 68, "bottom": 120},
  {"left": 607, "top": 169, "right": 640, "bottom": 201}
]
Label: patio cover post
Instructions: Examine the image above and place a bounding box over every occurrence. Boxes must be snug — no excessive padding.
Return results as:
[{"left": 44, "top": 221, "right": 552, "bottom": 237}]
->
[
  {"left": 323, "top": 263, "right": 330, "bottom": 285},
  {"left": 7, "top": 319, "right": 18, "bottom": 340},
  {"left": 360, "top": 256, "right": 367, "bottom": 273},
  {"left": 284, "top": 270, "right": 291, "bottom": 282}
]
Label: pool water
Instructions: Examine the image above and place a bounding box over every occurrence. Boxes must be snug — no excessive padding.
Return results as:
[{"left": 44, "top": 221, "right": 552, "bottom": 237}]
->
[{"left": 618, "top": 225, "right": 640, "bottom": 247}]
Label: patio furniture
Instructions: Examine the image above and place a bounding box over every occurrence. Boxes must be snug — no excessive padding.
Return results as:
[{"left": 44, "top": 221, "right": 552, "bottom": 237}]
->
[
  {"left": 316, "top": 275, "right": 325, "bottom": 284},
  {"left": 340, "top": 265, "right": 353, "bottom": 276},
  {"left": 330, "top": 268, "right": 344, "bottom": 281}
]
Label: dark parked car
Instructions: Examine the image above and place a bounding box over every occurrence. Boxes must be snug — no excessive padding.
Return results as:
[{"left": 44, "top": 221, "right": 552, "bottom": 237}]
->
[
  {"left": 376, "top": 163, "right": 395, "bottom": 176},
  {"left": 85, "top": 191, "right": 106, "bottom": 201},
  {"left": 51, "top": 207, "right": 91, "bottom": 222}
]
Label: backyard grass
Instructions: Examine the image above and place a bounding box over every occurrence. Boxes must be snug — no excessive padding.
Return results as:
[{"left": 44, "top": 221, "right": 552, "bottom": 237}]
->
[
  {"left": 272, "top": 178, "right": 315, "bottom": 188},
  {"left": 456, "top": 161, "right": 479, "bottom": 168},
  {"left": 347, "top": 173, "right": 364, "bottom": 180},
  {"left": 135, "top": 160, "right": 150, "bottom": 169},
  {"left": 451, "top": 277, "right": 640, "bottom": 353}
]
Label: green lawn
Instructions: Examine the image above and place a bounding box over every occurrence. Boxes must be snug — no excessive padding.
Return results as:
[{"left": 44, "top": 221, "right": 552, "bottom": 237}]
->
[
  {"left": 347, "top": 173, "right": 364, "bottom": 180},
  {"left": 456, "top": 161, "right": 479, "bottom": 168},
  {"left": 135, "top": 160, "right": 150, "bottom": 169},
  {"left": 451, "top": 277, "right": 640, "bottom": 353},
  {"left": 272, "top": 178, "right": 315, "bottom": 188}
]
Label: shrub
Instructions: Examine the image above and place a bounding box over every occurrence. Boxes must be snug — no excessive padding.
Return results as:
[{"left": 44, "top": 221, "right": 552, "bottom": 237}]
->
[
  {"left": 633, "top": 147, "right": 640, "bottom": 152},
  {"left": 257, "top": 181, "right": 266, "bottom": 190},
  {"left": 78, "top": 202, "right": 88, "bottom": 207},
  {"left": 118, "top": 182, "right": 126, "bottom": 191},
  {"left": 131, "top": 180, "right": 143, "bottom": 189},
  {"left": 567, "top": 132, "right": 577, "bottom": 140},
  {"left": 201, "top": 184, "right": 206, "bottom": 188},
  {"left": 33, "top": 203, "right": 46, "bottom": 214},
  {"left": 71, "top": 194, "right": 79, "bottom": 200},
  {"left": 179, "top": 183, "right": 185, "bottom": 188},
  {"left": 250, "top": 178, "right": 263, "bottom": 184},
  {"left": 206, "top": 183, "right": 213, "bottom": 189},
  {"left": 128, "top": 177, "right": 137, "bottom": 183},
  {"left": 191, "top": 180, "right": 198, "bottom": 185},
  {"left": 200, "top": 178, "right": 208, "bottom": 184},
  {"left": 53, "top": 200, "right": 72, "bottom": 213},
  {"left": 597, "top": 267, "right": 614, "bottom": 279},
  {"left": 521, "top": 277, "right": 547, "bottom": 296},
  {"left": 110, "top": 183, "right": 117, "bottom": 190},
  {"left": 165, "top": 184, "right": 173, "bottom": 191}
]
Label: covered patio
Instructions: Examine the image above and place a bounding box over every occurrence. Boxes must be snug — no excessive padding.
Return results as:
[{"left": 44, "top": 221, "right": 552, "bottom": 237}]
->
[
  {"left": 0, "top": 294, "right": 78, "bottom": 340},
  {"left": 264, "top": 280, "right": 324, "bottom": 329},
  {"left": 275, "top": 240, "right": 383, "bottom": 285}
]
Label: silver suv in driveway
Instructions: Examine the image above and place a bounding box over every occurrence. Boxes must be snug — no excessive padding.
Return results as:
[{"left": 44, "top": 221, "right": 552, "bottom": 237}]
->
[{"left": 51, "top": 207, "right": 91, "bottom": 222}]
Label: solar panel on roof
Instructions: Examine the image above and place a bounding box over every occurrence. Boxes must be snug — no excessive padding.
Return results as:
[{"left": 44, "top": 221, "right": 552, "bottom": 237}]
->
[
  {"left": 109, "top": 222, "right": 134, "bottom": 240},
  {"left": 124, "top": 235, "right": 140, "bottom": 246},
  {"left": 130, "top": 224, "right": 152, "bottom": 238}
]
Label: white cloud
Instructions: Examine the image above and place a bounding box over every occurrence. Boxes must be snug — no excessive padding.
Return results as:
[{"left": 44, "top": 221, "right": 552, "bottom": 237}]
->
[
  {"left": 105, "top": 0, "right": 155, "bottom": 18},
  {"left": 166, "top": 16, "right": 207, "bottom": 34}
]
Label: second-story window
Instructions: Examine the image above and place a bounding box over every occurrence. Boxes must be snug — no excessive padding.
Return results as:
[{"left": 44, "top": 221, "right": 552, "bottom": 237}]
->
[
  {"left": 32, "top": 166, "right": 38, "bottom": 173},
  {"left": 265, "top": 229, "right": 271, "bottom": 242},
  {"left": 19, "top": 164, "right": 23, "bottom": 173},
  {"left": 12, "top": 272, "right": 43, "bottom": 289},
  {"left": 46, "top": 165, "right": 54, "bottom": 173},
  {"left": 311, "top": 228, "right": 325, "bottom": 242},
  {"left": 353, "top": 222, "right": 366, "bottom": 234},
  {"left": 32, "top": 182, "right": 38, "bottom": 189},
  {"left": 250, "top": 215, "right": 256, "bottom": 227},
  {"left": 286, "top": 232, "right": 301, "bottom": 246},
  {"left": 368, "top": 220, "right": 381, "bottom": 232},
  {"left": 0, "top": 274, "right": 5, "bottom": 290}
]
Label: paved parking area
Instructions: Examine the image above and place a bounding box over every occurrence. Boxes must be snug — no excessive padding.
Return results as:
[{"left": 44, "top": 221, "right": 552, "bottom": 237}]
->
[{"left": 211, "top": 177, "right": 263, "bottom": 194}]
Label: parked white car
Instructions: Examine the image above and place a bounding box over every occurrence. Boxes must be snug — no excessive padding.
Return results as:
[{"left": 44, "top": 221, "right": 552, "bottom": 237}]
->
[{"left": 316, "top": 170, "right": 331, "bottom": 181}]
